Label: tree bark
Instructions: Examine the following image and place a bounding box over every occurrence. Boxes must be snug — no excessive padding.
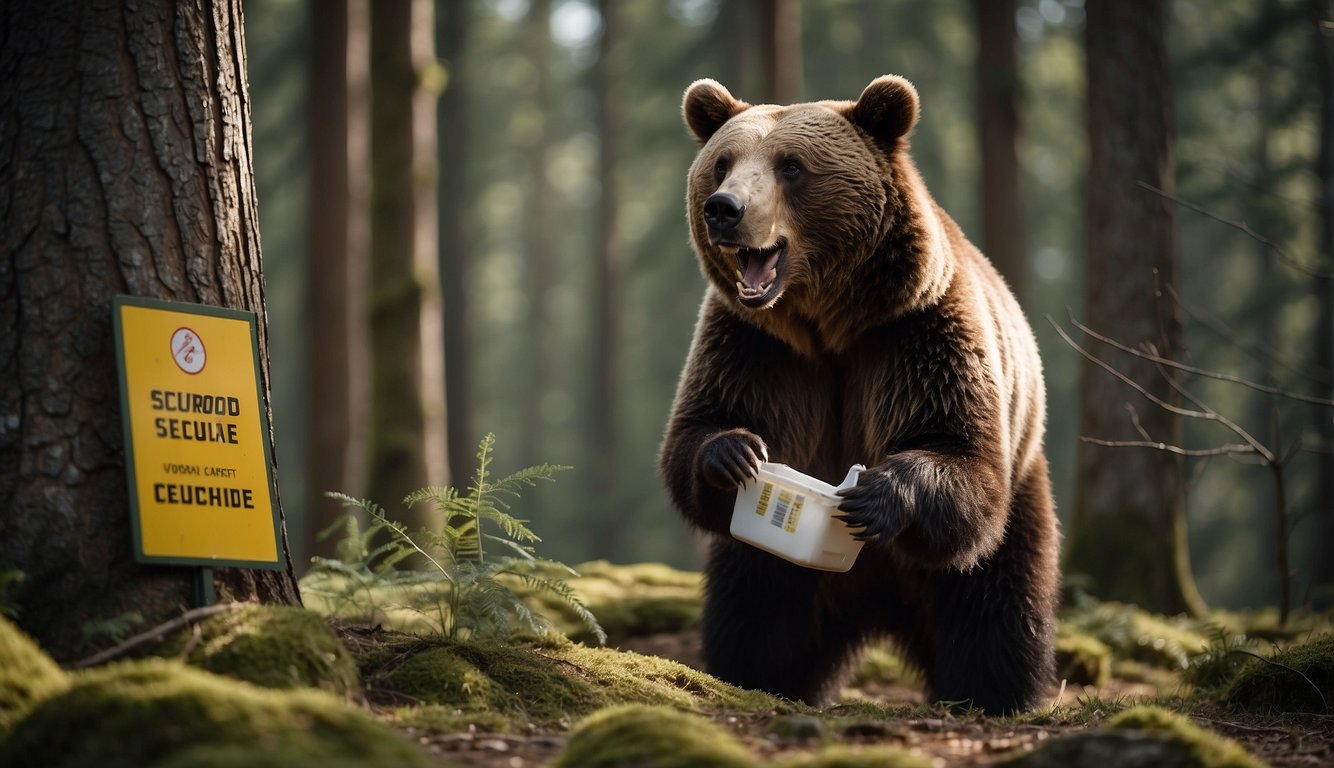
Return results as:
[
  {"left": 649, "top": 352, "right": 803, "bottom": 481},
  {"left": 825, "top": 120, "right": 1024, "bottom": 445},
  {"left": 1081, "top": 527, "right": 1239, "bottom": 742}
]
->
[
  {"left": 437, "top": 0, "right": 473, "bottom": 488},
  {"left": 367, "top": 0, "right": 443, "bottom": 523},
  {"left": 760, "top": 0, "right": 802, "bottom": 104},
  {"left": 975, "top": 0, "right": 1027, "bottom": 302},
  {"left": 0, "top": 0, "right": 300, "bottom": 660},
  {"left": 1070, "top": 0, "right": 1205, "bottom": 616},
  {"left": 304, "top": 0, "right": 369, "bottom": 559}
]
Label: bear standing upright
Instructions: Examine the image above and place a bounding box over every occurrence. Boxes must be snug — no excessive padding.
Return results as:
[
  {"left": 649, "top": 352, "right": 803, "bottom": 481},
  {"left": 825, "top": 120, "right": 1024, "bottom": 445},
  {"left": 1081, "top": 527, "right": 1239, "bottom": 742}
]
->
[{"left": 659, "top": 75, "right": 1060, "bottom": 714}]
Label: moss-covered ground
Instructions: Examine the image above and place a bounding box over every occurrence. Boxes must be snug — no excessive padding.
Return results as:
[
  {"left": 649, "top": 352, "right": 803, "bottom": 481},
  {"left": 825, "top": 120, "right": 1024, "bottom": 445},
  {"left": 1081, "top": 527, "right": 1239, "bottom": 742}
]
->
[{"left": 2, "top": 564, "right": 1331, "bottom": 766}]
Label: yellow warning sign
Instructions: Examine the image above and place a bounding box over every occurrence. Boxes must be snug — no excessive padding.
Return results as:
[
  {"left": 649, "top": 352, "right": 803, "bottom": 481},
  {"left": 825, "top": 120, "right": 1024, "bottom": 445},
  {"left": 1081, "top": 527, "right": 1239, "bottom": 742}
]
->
[{"left": 113, "top": 296, "right": 281, "bottom": 568}]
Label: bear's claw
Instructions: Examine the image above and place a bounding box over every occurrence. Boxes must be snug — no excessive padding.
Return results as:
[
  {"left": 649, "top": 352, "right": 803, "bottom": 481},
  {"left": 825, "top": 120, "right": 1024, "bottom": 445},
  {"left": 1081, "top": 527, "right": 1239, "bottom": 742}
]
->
[
  {"left": 699, "top": 429, "right": 768, "bottom": 490},
  {"left": 836, "top": 471, "right": 907, "bottom": 543}
]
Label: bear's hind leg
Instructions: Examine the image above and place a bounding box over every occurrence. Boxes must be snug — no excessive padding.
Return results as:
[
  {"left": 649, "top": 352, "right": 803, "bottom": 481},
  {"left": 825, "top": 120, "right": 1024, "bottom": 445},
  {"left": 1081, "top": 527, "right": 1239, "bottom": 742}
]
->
[
  {"left": 702, "top": 540, "right": 865, "bottom": 704},
  {"left": 922, "top": 470, "right": 1059, "bottom": 714}
]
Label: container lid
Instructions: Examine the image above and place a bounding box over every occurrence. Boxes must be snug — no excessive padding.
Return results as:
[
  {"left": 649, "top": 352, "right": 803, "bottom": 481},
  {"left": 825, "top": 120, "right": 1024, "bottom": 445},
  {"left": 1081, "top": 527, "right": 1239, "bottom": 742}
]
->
[{"left": 754, "top": 463, "right": 863, "bottom": 501}]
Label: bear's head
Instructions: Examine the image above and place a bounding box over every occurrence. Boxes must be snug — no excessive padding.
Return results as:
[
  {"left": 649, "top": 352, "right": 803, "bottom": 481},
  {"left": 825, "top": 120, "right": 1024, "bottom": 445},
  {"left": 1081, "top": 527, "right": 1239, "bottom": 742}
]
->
[{"left": 682, "top": 75, "right": 951, "bottom": 351}]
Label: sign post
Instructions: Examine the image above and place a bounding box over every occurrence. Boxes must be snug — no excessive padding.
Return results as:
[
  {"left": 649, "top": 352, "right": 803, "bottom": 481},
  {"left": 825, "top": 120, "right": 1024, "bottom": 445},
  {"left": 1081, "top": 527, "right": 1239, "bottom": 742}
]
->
[{"left": 113, "top": 296, "right": 283, "bottom": 604}]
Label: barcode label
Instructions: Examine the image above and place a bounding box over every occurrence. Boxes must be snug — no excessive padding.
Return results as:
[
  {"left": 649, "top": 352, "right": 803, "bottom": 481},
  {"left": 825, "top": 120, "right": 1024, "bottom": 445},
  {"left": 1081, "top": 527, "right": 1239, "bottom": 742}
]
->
[{"left": 768, "top": 490, "right": 804, "bottom": 533}]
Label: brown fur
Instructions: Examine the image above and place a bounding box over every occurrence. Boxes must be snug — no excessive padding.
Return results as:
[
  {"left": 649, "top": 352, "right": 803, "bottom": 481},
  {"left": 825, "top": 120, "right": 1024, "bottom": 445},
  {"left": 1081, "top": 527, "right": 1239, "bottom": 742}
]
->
[{"left": 660, "top": 76, "right": 1060, "bottom": 713}]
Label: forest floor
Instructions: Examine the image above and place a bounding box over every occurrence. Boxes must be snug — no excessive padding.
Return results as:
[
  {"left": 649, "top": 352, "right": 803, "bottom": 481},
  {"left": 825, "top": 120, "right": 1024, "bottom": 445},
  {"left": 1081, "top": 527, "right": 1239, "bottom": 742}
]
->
[
  {"left": 6, "top": 563, "right": 1331, "bottom": 767},
  {"left": 383, "top": 626, "right": 1334, "bottom": 768}
]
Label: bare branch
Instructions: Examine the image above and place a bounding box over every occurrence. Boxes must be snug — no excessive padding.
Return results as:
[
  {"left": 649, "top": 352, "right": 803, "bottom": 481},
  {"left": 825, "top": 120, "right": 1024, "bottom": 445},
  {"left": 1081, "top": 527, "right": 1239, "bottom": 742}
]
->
[
  {"left": 1124, "top": 403, "right": 1153, "bottom": 441},
  {"left": 1080, "top": 437, "right": 1257, "bottom": 458},
  {"left": 1137, "top": 181, "right": 1334, "bottom": 280},
  {"left": 1049, "top": 315, "right": 1275, "bottom": 463},
  {"left": 1164, "top": 284, "right": 1334, "bottom": 389},
  {"left": 1048, "top": 316, "right": 1214, "bottom": 420},
  {"left": 1068, "top": 310, "right": 1334, "bottom": 408}
]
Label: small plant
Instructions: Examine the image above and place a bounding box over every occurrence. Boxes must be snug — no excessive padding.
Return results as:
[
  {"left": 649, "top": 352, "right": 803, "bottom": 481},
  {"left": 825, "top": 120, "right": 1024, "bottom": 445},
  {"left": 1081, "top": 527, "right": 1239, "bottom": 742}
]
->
[{"left": 306, "top": 434, "right": 605, "bottom": 645}]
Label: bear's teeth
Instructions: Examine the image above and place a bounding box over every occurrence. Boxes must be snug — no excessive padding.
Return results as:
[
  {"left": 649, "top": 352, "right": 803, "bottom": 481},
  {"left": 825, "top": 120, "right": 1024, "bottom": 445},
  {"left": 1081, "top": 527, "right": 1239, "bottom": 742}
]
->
[{"left": 735, "top": 269, "right": 744, "bottom": 281}]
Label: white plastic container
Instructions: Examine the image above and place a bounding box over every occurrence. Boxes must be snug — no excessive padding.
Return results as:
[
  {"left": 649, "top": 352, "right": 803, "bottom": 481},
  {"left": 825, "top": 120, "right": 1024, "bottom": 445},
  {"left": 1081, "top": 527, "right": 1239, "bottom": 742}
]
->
[{"left": 730, "top": 462, "right": 867, "bottom": 572}]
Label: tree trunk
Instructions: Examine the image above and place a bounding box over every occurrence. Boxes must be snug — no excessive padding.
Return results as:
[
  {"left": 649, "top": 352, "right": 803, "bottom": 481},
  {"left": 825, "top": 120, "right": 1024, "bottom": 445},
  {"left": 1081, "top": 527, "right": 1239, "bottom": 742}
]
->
[
  {"left": 0, "top": 0, "right": 300, "bottom": 660},
  {"left": 1311, "top": 0, "right": 1334, "bottom": 608},
  {"left": 1251, "top": 0, "right": 1280, "bottom": 609},
  {"left": 437, "top": 0, "right": 473, "bottom": 488},
  {"left": 367, "top": 0, "right": 444, "bottom": 523},
  {"left": 590, "top": 0, "right": 623, "bottom": 559},
  {"left": 305, "top": 0, "right": 370, "bottom": 559},
  {"left": 760, "top": 0, "right": 802, "bottom": 104},
  {"left": 975, "top": 0, "right": 1027, "bottom": 302},
  {"left": 1069, "top": 0, "right": 1205, "bottom": 616},
  {"left": 520, "top": 0, "right": 554, "bottom": 475}
]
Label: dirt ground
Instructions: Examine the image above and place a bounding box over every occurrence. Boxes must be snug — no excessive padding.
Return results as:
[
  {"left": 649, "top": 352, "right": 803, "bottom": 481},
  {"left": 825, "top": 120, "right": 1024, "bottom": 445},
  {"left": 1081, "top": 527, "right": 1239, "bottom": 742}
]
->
[{"left": 388, "top": 628, "right": 1334, "bottom": 767}]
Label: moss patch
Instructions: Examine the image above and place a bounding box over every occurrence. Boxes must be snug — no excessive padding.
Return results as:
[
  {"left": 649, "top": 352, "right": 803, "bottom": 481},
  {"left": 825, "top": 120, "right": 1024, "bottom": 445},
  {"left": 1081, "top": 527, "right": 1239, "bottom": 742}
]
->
[
  {"left": 155, "top": 605, "right": 359, "bottom": 695},
  {"left": 0, "top": 659, "right": 431, "bottom": 768},
  {"left": 848, "top": 645, "right": 916, "bottom": 688},
  {"left": 1224, "top": 632, "right": 1334, "bottom": 714},
  {"left": 528, "top": 561, "right": 703, "bottom": 642},
  {"left": 363, "top": 634, "right": 788, "bottom": 730},
  {"left": 0, "top": 616, "right": 68, "bottom": 734},
  {"left": 1107, "top": 706, "right": 1265, "bottom": 767},
  {"left": 1062, "top": 600, "right": 1210, "bottom": 671},
  {"left": 551, "top": 704, "right": 755, "bottom": 768},
  {"left": 775, "top": 746, "right": 933, "bottom": 768}
]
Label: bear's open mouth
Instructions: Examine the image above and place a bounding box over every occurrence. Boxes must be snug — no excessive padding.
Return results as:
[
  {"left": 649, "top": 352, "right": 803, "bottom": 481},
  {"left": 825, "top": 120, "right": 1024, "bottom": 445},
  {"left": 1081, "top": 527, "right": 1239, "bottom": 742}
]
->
[{"left": 733, "top": 238, "right": 785, "bottom": 307}]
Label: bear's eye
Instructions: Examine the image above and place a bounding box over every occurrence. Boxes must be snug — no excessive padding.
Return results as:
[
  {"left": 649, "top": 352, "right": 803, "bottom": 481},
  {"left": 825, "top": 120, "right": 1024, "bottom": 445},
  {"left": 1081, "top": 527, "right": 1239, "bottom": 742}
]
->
[
  {"left": 780, "top": 160, "right": 803, "bottom": 181},
  {"left": 713, "top": 158, "right": 729, "bottom": 184}
]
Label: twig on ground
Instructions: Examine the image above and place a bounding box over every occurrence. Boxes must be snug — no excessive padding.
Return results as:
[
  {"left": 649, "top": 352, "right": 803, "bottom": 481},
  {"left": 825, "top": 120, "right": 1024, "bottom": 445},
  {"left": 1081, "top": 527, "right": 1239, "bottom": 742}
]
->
[
  {"left": 1225, "top": 649, "right": 1328, "bottom": 712},
  {"left": 71, "top": 603, "right": 240, "bottom": 669}
]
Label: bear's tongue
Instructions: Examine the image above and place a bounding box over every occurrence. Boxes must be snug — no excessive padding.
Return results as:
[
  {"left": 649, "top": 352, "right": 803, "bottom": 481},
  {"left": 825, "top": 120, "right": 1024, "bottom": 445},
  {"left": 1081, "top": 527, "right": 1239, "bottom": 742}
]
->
[{"left": 737, "top": 244, "right": 782, "bottom": 299}]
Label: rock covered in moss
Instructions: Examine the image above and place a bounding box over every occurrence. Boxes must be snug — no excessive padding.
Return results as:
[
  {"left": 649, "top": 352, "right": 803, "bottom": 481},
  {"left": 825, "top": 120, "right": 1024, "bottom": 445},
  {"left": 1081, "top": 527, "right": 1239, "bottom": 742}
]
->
[
  {"left": 530, "top": 561, "right": 703, "bottom": 642},
  {"left": 1056, "top": 629, "right": 1112, "bottom": 687},
  {"left": 775, "top": 746, "right": 933, "bottom": 768},
  {"left": 552, "top": 704, "right": 755, "bottom": 768},
  {"left": 365, "top": 635, "right": 785, "bottom": 730},
  {"left": 0, "top": 616, "right": 68, "bottom": 734},
  {"left": 1061, "top": 600, "right": 1210, "bottom": 671},
  {"left": 159, "top": 604, "right": 359, "bottom": 695},
  {"left": 0, "top": 658, "right": 432, "bottom": 768},
  {"left": 1007, "top": 705, "right": 1263, "bottom": 767},
  {"left": 1224, "top": 632, "right": 1333, "bottom": 714}
]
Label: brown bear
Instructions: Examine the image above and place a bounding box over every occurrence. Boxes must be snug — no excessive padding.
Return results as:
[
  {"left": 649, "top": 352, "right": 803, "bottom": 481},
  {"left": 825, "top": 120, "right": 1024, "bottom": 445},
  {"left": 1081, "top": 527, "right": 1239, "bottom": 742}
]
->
[{"left": 659, "top": 75, "right": 1060, "bottom": 714}]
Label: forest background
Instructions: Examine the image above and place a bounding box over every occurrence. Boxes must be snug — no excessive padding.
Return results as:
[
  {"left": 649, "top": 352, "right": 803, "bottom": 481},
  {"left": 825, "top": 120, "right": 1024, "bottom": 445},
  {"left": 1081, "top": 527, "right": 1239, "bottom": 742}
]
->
[{"left": 245, "top": 0, "right": 1328, "bottom": 613}]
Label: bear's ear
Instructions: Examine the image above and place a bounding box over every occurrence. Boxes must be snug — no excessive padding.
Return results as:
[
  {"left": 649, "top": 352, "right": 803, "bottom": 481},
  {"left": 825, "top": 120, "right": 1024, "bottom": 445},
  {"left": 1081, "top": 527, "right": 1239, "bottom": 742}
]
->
[
  {"left": 846, "top": 75, "right": 920, "bottom": 144},
  {"left": 682, "top": 79, "right": 747, "bottom": 144}
]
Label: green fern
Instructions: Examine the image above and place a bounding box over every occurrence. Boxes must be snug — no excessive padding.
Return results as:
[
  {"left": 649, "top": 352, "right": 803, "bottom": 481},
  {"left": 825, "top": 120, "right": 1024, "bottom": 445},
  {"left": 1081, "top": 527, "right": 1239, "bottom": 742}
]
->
[{"left": 308, "top": 433, "right": 605, "bottom": 645}]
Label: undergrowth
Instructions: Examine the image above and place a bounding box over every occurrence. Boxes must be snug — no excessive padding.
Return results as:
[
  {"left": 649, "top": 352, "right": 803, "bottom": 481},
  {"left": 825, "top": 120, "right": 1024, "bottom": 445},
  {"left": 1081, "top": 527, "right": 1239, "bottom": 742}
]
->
[{"left": 304, "top": 433, "right": 604, "bottom": 645}]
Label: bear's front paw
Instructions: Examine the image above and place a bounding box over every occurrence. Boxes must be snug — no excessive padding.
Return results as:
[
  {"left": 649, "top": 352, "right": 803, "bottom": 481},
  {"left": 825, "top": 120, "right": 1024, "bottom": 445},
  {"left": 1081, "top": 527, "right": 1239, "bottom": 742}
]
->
[
  {"left": 699, "top": 429, "right": 769, "bottom": 490},
  {"left": 836, "top": 470, "right": 908, "bottom": 543}
]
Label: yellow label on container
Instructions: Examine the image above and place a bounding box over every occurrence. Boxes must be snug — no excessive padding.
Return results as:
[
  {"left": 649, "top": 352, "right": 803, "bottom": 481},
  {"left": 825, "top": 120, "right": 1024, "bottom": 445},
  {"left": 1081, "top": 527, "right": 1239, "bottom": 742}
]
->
[
  {"left": 785, "top": 496, "right": 804, "bottom": 533},
  {"left": 114, "top": 296, "right": 280, "bottom": 568},
  {"left": 755, "top": 482, "right": 774, "bottom": 515}
]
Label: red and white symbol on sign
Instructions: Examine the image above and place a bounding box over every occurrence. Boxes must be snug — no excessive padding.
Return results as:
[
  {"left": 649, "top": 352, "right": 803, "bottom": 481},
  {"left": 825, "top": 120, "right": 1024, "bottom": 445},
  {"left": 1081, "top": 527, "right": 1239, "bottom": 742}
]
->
[{"left": 171, "top": 327, "right": 206, "bottom": 374}]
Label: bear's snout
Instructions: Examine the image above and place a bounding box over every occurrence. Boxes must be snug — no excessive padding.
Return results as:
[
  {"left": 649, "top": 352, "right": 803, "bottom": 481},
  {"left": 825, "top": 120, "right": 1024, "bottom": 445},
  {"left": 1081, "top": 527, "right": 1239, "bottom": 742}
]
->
[{"left": 703, "top": 192, "right": 746, "bottom": 240}]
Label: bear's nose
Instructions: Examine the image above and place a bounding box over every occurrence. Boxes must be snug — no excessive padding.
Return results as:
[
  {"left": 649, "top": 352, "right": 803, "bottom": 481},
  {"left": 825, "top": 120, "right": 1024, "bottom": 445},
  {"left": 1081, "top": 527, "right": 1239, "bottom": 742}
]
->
[{"left": 703, "top": 192, "right": 745, "bottom": 234}]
